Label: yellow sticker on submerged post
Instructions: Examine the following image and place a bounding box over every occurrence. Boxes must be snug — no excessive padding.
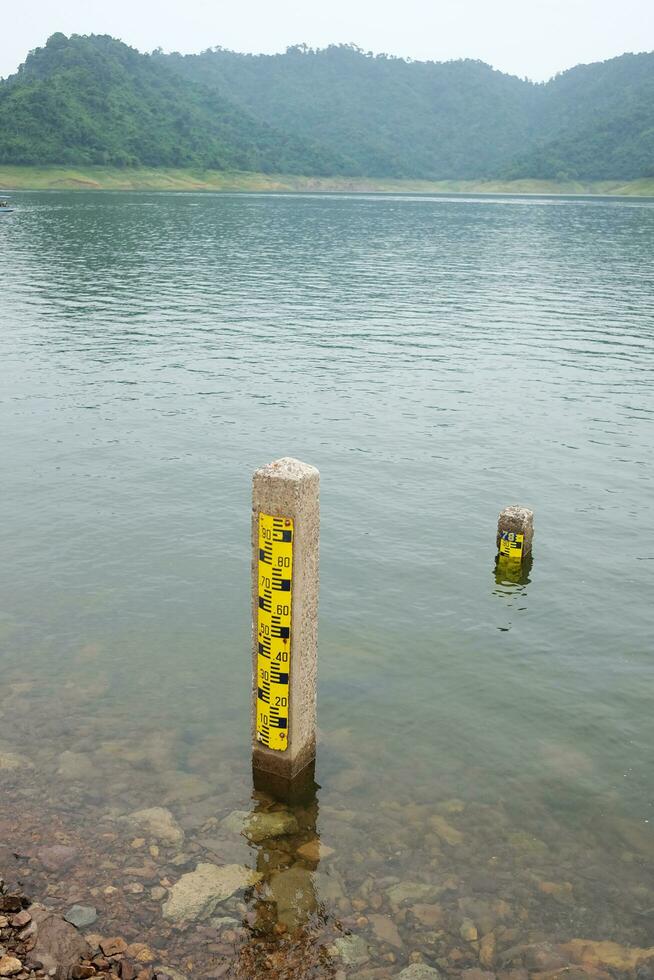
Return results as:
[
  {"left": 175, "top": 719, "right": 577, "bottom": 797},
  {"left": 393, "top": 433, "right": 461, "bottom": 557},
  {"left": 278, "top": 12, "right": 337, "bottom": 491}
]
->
[
  {"left": 499, "top": 531, "right": 524, "bottom": 560},
  {"left": 256, "top": 513, "right": 293, "bottom": 751}
]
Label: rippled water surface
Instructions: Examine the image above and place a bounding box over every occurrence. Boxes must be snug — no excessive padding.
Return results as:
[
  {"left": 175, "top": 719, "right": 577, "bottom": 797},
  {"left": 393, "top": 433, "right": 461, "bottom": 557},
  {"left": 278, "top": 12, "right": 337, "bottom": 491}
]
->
[{"left": 1, "top": 191, "right": 653, "bottom": 977}]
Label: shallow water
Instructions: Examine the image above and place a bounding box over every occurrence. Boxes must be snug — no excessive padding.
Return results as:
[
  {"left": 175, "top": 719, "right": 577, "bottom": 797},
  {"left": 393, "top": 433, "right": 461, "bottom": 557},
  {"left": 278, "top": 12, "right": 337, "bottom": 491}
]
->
[{"left": 0, "top": 191, "right": 653, "bottom": 976}]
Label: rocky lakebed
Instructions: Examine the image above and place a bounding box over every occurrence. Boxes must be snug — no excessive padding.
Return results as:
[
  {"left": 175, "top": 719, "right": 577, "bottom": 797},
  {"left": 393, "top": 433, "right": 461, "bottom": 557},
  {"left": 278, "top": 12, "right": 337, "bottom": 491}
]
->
[{"left": 1, "top": 746, "right": 654, "bottom": 979}]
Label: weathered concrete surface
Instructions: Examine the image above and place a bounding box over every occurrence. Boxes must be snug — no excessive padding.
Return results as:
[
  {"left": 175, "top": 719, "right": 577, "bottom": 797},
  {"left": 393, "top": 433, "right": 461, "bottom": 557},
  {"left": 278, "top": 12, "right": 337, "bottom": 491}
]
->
[
  {"left": 496, "top": 504, "right": 534, "bottom": 556},
  {"left": 252, "top": 457, "right": 320, "bottom": 780}
]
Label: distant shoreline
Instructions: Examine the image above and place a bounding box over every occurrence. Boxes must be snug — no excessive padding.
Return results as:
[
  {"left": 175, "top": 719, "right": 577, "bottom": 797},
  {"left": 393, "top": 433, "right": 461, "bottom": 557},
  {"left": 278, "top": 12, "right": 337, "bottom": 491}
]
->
[{"left": 1, "top": 166, "right": 654, "bottom": 197}]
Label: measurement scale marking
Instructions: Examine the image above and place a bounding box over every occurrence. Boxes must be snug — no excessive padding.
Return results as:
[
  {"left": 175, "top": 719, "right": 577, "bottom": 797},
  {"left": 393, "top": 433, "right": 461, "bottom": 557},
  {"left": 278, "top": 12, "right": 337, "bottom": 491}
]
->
[
  {"left": 256, "top": 513, "right": 293, "bottom": 751},
  {"left": 499, "top": 530, "right": 524, "bottom": 560}
]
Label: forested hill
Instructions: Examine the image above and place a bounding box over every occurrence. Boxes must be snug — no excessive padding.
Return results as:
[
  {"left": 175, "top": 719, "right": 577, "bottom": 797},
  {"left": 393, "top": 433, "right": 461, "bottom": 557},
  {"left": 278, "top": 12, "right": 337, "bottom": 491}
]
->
[
  {"left": 1, "top": 33, "right": 653, "bottom": 181},
  {"left": 0, "top": 33, "right": 346, "bottom": 173},
  {"left": 164, "top": 46, "right": 537, "bottom": 179}
]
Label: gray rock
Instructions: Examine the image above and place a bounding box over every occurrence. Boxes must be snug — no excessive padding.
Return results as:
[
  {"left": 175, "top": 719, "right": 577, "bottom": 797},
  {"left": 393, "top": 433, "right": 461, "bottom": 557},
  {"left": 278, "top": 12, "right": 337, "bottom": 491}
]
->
[
  {"left": 396, "top": 966, "right": 443, "bottom": 979},
  {"left": 63, "top": 905, "right": 97, "bottom": 928},
  {"left": 330, "top": 935, "right": 370, "bottom": 967},
  {"left": 125, "top": 807, "right": 184, "bottom": 846},
  {"left": 162, "top": 863, "right": 262, "bottom": 923}
]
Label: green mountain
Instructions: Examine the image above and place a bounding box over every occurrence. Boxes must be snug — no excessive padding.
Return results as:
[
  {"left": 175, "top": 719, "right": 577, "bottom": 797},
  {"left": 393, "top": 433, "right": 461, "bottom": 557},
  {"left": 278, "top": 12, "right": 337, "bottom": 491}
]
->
[
  {"left": 1, "top": 33, "right": 653, "bottom": 181},
  {"left": 0, "top": 33, "right": 345, "bottom": 172},
  {"left": 507, "top": 53, "right": 654, "bottom": 180},
  {"left": 163, "top": 45, "right": 539, "bottom": 179}
]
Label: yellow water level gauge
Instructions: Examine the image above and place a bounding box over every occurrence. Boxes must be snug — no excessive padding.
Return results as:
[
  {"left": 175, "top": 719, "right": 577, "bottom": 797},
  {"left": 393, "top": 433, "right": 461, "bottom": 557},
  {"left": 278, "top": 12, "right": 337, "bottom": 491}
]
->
[
  {"left": 256, "top": 513, "right": 294, "bottom": 750},
  {"left": 499, "top": 530, "right": 524, "bottom": 560}
]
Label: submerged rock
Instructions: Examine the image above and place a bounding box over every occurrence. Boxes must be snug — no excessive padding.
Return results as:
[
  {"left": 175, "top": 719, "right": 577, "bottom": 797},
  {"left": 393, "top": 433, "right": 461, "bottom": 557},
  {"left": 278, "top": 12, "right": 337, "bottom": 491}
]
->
[
  {"left": 0, "top": 749, "right": 32, "bottom": 771},
  {"left": 125, "top": 807, "right": 184, "bottom": 846},
  {"left": 268, "top": 867, "right": 316, "bottom": 929},
  {"left": 64, "top": 905, "right": 97, "bottom": 928},
  {"left": 562, "top": 939, "right": 654, "bottom": 971},
  {"left": 159, "top": 770, "right": 213, "bottom": 804},
  {"left": 329, "top": 934, "right": 370, "bottom": 967},
  {"left": 57, "top": 751, "right": 96, "bottom": 781},
  {"left": 222, "top": 809, "right": 299, "bottom": 843},
  {"left": 162, "top": 863, "right": 261, "bottom": 923},
  {"left": 460, "top": 918, "right": 478, "bottom": 942},
  {"left": 313, "top": 870, "right": 347, "bottom": 903},
  {"left": 538, "top": 880, "right": 574, "bottom": 904},
  {"left": 429, "top": 814, "right": 464, "bottom": 846},
  {"left": 36, "top": 844, "right": 78, "bottom": 872},
  {"left": 412, "top": 904, "right": 444, "bottom": 928},
  {"left": 296, "top": 838, "right": 334, "bottom": 862},
  {"left": 397, "top": 965, "right": 442, "bottom": 979},
  {"left": 0, "top": 956, "right": 23, "bottom": 977},
  {"left": 387, "top": 882, "right": 442, "bottom": 906},
  {"left": 29, "top": 908, "right": 91, "bottom": 976},
  {"left": 154, "top": 967, "right": 189, "bottom": 980},
  {"left": 368, "top": 913, "right": 403, "bottom": 948}
]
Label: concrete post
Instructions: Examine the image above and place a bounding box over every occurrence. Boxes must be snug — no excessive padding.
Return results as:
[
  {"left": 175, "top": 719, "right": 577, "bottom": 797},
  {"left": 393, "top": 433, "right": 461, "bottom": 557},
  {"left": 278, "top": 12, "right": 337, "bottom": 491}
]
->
[
  {"left": 496, "top": 504, "right": 534, "bottom": 560},
  {"left": 252, "top": 458, "right": 319, "bottom": 782}
]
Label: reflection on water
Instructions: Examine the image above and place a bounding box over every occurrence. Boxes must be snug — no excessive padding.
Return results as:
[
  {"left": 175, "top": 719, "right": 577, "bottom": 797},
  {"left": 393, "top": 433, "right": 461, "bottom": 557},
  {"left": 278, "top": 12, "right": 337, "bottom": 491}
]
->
[
  {"left": 1, "top": 191, "right": 653, "bottom": 976},
  {"left": 492, "top": 554, "right": 532, "bottom": 631}
]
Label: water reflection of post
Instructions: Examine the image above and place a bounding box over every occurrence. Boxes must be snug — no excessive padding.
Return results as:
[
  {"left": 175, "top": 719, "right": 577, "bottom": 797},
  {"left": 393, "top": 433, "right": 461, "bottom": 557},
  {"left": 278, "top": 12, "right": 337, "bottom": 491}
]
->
[
  {"left": 494, "top": 551, "right": 533, "bottom": 587},
  {"left": 235, "top": 764, "right": 332, "bottom": 977}
]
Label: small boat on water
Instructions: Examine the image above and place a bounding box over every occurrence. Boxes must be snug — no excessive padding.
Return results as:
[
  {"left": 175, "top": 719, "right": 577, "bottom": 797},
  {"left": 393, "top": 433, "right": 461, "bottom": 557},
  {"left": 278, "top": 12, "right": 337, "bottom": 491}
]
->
[{"left": 0, "top": 195, "right": 14, "bottom": 214}]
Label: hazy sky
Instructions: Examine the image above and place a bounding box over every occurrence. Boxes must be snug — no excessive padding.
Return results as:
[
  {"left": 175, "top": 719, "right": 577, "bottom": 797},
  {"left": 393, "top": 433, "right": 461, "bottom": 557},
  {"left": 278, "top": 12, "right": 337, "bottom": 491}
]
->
[{"left": 4, "top": 0, "right": 653, "bottom": 81}]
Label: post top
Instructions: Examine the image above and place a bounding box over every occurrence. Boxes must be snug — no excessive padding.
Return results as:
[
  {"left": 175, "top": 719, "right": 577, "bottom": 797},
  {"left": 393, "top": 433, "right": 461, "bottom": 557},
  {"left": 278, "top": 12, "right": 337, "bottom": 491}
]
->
[
  {"left": 499, "top": 504, "right": 533, "bottom": 521},
  {"left": 254, "top": 457, "right": 319, "bottom": 482}
]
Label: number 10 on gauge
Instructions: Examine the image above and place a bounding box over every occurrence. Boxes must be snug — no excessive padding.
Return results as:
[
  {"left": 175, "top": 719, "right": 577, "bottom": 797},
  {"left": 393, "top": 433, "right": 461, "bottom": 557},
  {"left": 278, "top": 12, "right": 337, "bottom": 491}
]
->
[{"left": 256, "top": 513, "right": 294, "bottom": 751}]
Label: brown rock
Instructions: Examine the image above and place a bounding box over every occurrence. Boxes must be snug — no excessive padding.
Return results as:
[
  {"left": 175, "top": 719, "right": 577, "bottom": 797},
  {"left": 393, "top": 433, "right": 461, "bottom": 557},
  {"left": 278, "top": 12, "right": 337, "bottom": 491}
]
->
[
  {"left": 368, "top": 915, "right": 403, "bottom": 949},
  {"left": 126, "top": 944, "right": 156, "bottom": 964},
  {"left": 0, "top": 897, "right": 23, "bottom": 914},
  {"left": 523, "top": 943, "right": 569, "bottom": 972},
  {"left": 36, "top": 845, "right": 78, "bottom": 872},
  {"left": 479, "top": 933, "right": 496, "bottom": 968},
  {"left": 100, "top": 938, "right": 128, "bottom": 957},
  {"left": 412, "top": 904, "right": 444, "bottom": 927},
  {"left": 538, "top": 880, "right": 574, "bottom": 903},
  {"left": 29, "top": 909, "right": 91, "bottom": 978},
  {"left": 562, "top": 939, "right": 654, "bottom": 971},
  {"left": 9, "top": 910, "right": 31, "bottom": 928},
  {"left": 70, "top": 967, "right": 96, "bottom": 979},
  {"left": 429, "top": 814, "right": 464, "bottom": 845},
  {"left": 0, "top": 956, "right": 23, "bottom": 977},
  {"left": 296, "top": 839, "right": 335, "bottom": 862},
  {"left": 460, "top": 918, "right": 478, "bottom": 942},
  {"left": 120, "top": 961, "right": 137, "bottom": 979}
]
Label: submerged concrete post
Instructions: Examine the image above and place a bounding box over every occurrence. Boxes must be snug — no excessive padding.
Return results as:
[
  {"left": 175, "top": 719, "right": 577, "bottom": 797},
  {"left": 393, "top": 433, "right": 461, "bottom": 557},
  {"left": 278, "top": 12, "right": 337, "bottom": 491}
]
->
[
  {"left": 497, "top": 504, "right": 534, "bottom": 560},
  {"left": 252, "top": 458, "right": 319, "bottom": 781}
]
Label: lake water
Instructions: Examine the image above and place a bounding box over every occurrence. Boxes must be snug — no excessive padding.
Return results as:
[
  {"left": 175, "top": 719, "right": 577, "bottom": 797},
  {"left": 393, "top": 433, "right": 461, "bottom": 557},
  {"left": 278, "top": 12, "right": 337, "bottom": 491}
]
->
[{"left": 0, "top": 191, "right": 653, "bottom": 977}]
